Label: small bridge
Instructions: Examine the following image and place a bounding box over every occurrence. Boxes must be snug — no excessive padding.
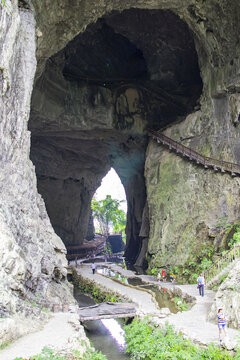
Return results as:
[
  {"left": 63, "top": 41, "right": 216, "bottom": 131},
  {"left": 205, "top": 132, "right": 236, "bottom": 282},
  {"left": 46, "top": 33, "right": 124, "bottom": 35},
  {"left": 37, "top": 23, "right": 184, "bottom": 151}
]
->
[
  {"left": 78, "top": 302, "right": 137, "bottom": 321},
  {"left": 149, "top": 129, "right": 240, "bottom": 176}
]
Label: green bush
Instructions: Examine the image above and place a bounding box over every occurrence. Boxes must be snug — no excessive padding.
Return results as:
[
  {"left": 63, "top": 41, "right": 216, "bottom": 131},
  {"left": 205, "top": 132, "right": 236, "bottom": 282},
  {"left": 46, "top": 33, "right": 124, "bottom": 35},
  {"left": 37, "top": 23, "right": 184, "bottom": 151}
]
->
[
  {"left": 124, "top": 317, "right": 233, "bottom": 360},
  {"left": 174, "top": 296, "right": 188, "bottom": 311},
  {"left": 170, "top": 243, "right": 216, "bottom": 284}
]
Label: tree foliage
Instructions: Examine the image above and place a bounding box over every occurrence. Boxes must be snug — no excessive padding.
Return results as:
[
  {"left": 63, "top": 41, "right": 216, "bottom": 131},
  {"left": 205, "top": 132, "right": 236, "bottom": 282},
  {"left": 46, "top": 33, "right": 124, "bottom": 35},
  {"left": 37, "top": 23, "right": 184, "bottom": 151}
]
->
[{"left": 91, "top": 195, "right": 126, "bottom": 237}]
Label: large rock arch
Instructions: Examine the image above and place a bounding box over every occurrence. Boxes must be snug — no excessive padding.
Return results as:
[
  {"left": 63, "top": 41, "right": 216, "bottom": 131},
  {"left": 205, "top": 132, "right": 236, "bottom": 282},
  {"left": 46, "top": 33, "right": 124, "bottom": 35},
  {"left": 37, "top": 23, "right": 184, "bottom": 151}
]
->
[{"left": 1, "top": 0, "right": 240, "bottom": 338}]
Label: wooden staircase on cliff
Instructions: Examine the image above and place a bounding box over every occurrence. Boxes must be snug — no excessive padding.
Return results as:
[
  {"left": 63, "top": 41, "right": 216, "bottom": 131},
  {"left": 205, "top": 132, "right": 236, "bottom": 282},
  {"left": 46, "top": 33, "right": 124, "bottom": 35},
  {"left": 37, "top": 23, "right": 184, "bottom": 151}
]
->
[
  {"left": 203, "top": 244, "right": 240, "bottom": 285},
  {"left": 148, "top": 129, "right": 240, "bottom": 176}
]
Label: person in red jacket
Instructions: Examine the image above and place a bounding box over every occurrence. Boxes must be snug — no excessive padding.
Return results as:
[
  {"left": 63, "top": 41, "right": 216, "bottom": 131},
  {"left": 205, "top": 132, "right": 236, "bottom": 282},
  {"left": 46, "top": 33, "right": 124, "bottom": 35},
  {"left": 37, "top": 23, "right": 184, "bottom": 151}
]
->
[{"left": 162, "top": 269, "right": 166, "bottom": 282}]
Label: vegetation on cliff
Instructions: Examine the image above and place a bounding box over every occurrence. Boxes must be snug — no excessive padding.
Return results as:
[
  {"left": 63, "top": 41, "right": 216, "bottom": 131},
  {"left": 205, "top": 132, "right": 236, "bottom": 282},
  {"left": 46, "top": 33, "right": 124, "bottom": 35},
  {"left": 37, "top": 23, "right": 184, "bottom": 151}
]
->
[{"left": 148, "top": 221, "right": 240, "bottom": 284}]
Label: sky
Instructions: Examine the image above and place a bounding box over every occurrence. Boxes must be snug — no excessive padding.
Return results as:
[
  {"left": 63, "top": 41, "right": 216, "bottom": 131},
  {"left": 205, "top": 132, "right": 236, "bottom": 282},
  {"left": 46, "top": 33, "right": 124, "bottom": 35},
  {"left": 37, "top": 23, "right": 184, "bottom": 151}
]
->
[{"left": 94, "top": 168, "right": 127, "bottom": 213}]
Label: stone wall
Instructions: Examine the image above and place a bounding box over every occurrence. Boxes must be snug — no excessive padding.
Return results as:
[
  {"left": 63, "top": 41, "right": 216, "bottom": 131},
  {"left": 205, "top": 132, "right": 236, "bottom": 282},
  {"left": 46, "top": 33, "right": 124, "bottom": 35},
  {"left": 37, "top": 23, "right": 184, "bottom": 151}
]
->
[{"left": 0, "top": 1, "right": 74, "bottom": 339}]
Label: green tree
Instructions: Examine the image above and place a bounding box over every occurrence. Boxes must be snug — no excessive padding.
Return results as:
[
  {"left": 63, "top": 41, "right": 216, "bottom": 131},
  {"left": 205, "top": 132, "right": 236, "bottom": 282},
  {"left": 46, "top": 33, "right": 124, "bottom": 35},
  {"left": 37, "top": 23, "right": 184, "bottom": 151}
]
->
[{"left": 91, "top": 195, "right": 126, "bottom": 238}]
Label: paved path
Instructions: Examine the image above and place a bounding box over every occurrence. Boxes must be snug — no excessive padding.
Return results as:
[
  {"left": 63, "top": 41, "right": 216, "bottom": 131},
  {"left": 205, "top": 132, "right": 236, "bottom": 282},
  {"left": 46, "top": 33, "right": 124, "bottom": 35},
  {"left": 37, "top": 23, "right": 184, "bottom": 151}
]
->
[
  {"left": 78, "top": 264, "right": 239, "bottom": 347},
  {"left": 0, "top": 313, "right": 87, "bottom": 360},
  {"left": 77, "top": 265, "right": 162, "bottom": 317}
]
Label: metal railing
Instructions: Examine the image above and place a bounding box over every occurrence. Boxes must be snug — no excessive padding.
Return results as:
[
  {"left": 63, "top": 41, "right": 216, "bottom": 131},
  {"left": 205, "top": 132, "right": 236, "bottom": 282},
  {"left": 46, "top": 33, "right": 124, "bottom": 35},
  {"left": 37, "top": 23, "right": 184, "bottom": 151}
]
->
[
  {"left": 204, "top": 244, "right": 240, "bottom": 283},
  {"left": 148, "top": 129, "right": 240, "bottom": 176}
]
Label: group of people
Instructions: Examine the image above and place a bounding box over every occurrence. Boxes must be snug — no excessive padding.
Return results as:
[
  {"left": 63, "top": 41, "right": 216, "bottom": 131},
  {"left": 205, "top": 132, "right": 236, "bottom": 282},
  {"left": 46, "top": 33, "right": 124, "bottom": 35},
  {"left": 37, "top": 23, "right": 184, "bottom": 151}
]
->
[
  {"left": 157, "top": 269, "right": 176, "bottom": 283},
  {"left": 91, "top": 263, "right": 228, "bottom": 345},
  {"left": 197, "top": 273, "right": 228, "bottom": 344},
  {"left": 156, "top": 271, "right": 227, "bottom": 345}
]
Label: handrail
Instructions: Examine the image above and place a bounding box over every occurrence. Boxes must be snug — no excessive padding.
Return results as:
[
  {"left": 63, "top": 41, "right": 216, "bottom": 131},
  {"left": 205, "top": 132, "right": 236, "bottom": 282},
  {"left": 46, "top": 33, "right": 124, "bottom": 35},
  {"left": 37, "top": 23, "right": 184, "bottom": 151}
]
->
[
  {"left": 204, "top": 245, "right": 240, "bottom": 283},
  {"left": 148, "top": 129, "right": 240, "bottom": 176}
]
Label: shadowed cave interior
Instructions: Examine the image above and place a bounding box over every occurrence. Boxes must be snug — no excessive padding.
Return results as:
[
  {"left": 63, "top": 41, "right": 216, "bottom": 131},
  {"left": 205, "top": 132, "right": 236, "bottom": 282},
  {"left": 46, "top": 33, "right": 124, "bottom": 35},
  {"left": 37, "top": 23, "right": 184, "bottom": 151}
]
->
[{"left": 29, "top": 8, "right": 202, "bottom": 265}]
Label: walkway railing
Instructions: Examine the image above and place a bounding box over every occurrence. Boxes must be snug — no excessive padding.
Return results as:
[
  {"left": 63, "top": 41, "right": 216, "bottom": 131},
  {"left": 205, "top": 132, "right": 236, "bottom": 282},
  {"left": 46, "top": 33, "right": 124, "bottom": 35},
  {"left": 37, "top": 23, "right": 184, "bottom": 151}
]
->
[
  {"left": 148, "top": 129, "right": 240, "bottom": 176},
  {"left": 204, "top": 244, "right": 240, "bottom": 283}
]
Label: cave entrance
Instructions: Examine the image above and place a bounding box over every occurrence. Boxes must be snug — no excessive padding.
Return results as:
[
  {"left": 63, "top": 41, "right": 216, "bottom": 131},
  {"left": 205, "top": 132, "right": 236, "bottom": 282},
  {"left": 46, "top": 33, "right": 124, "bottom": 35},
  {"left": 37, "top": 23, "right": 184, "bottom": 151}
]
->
[
  {"left": 29, "top": 8, "right": 202, "bottom": 265},
  {"left": 92, "top": 168, "right": 127, "bottom": 254}
]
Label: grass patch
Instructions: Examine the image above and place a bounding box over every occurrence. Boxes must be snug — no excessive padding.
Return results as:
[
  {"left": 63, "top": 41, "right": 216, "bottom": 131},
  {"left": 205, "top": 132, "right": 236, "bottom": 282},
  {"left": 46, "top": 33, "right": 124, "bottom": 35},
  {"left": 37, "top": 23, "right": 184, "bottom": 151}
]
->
[{"left": 0, "top": 341, "right": 12, "bottom": 350}]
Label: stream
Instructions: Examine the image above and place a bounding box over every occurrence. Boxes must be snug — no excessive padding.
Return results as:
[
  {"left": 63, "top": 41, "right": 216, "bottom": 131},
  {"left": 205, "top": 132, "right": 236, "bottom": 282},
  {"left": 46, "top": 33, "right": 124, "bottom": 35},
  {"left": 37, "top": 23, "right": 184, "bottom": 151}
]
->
[
  {"left": 73, "top": 264, "right": 182, "bottom": 358},
  {"left": 74, "top": 288, "right": 130, "bottom": 359}
]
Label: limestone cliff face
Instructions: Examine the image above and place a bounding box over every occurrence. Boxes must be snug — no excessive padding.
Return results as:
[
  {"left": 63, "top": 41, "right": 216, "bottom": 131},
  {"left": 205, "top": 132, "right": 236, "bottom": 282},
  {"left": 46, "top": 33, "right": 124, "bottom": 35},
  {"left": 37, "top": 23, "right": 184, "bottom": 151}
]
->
[
  {"left": 208, "top": 259, "right": 240, "bottom": 329},
  {"left": 0, "top": 1, "right": 73, "bottom": 341},
  {"left": 146, "top": 106, "right": 240, "bottom": 268}
]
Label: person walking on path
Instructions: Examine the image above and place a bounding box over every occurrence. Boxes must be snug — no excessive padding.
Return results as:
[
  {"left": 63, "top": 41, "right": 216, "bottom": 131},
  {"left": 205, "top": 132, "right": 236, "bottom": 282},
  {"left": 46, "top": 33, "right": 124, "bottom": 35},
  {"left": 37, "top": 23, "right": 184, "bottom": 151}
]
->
[
  {"left": 91, "top": 262, "right": 96, "bottom": 274},
  {"left": 217, "top": 306, "right": 227, "bottom": 345},
  {"left": 162, "top": 269, "right": 166, "bottom": 282},
  {"left": 197, "top": 273, "right": 205, "bottom": 296},
  {"left": 157, "top": 272, "right": 161, "bottom": 282}
]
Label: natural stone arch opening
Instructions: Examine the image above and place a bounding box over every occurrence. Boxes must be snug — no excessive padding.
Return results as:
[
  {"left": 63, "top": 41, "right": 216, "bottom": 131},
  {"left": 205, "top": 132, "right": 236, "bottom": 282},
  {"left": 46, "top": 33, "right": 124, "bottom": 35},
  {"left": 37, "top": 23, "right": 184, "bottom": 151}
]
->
[
  {"left": 92, "top": 168, "right": 127, "bottom": 253},
  {"left": 29, "top": 8, "right": 203, "bottom": 265}
]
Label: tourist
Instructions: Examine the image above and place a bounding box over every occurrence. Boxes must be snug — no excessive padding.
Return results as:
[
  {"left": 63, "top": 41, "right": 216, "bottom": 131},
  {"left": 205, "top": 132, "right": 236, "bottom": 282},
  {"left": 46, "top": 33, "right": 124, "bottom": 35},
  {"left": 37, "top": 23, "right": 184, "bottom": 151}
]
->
[
  {"left": 170, "top": 273, "right": 176, "bottom": 282},
  {"left": 217, "top": 306, "right": 227, "bottom": 345},
  {"left": 197, "top": 273, "right": 205, "bottom": 296},
  {"left": 157, "top": 272, "right": 161, "bottom": 282},
  {"left": 162, "top": 269, "right": 166, "bottom": 282},
  {"left": 91, "top": 262, "right": 96, "bottom": 274}
]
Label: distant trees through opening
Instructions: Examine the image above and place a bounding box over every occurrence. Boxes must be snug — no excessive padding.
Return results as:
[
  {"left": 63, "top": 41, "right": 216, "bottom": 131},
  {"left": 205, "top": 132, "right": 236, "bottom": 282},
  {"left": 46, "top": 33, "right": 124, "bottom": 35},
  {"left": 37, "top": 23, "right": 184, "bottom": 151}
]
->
[{"left": 92, "top": 168, "right": 127, "bottom": 253}]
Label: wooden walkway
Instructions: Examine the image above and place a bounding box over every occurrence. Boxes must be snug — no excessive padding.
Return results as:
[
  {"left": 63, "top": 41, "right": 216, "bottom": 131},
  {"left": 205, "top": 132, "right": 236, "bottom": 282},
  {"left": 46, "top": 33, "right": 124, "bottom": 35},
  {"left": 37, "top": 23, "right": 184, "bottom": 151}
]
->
[
  {"left": 66, "top": 236, "right": 106, "bottom": 261},
  {"left": 78, "top": 302, "right": 137, "bottom": 321},
  {"left": 149, "top": 129, "right": 240, "bottom": 176}
]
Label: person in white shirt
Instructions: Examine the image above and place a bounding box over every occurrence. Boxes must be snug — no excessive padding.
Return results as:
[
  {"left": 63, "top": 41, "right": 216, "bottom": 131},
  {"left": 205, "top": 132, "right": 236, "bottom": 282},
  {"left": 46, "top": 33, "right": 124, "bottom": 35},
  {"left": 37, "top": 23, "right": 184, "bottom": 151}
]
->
[
  {"left": 197, "top": 273, "right": 205, "bottom": 296},
  {"left": 91, "top": 262, "right": 96, "bottom": 274}
]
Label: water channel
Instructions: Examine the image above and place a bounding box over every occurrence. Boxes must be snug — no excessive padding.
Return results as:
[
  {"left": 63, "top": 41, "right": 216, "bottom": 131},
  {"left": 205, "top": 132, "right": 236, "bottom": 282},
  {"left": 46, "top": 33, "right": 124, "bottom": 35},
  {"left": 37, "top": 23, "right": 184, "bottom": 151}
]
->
[
  {"left": 74, "top": 288, "right": 130, "bottom": 360},
  {"left": 73, "top": 263, "right": 184, "bottom": 358},
  {"left": 97, "top": 267, "right": 179, "bottom": 313}
]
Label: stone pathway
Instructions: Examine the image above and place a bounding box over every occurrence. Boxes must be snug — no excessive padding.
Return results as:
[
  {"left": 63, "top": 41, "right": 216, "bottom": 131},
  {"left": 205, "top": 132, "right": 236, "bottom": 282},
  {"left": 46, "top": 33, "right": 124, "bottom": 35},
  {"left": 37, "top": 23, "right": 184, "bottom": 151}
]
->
[
  {"left": 77, "top": 265, "right": 162, "bottom": 317},
  {"left": 78, "top": 263, "right": 240, "bottom": 347},
  {"left": 1, "top": 263, "right": 239, "bottom": 359},
  {"left": 0, "top": 313, "right": 88, "bottom": 360}
]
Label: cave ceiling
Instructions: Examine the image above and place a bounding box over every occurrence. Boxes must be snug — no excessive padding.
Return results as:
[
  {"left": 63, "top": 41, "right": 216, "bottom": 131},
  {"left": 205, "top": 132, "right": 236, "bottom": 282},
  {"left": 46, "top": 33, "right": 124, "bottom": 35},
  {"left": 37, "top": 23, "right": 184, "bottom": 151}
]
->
[{"left": 29, "top": 8, "right": 202, "bottom": 261}]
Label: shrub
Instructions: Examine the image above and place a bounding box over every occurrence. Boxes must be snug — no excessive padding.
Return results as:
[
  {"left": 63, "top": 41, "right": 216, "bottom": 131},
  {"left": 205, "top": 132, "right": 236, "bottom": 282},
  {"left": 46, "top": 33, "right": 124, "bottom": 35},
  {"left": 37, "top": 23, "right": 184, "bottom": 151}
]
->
[
  {"left": 14, "top": 346, "right": 107, "bottom": 360},
  {"left": 124, "top": 317, "right": 232, "bottom": 360}
]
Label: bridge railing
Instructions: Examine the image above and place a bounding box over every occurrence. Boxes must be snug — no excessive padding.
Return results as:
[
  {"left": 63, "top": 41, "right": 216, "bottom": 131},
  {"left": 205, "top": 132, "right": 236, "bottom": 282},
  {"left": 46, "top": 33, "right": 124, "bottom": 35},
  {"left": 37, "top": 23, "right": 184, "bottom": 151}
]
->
[
  {"left": 148, "top": 129, "right": 240, "bottom": 175},
  {"left": 204, "top": 244, "right": 240, "bottom": 283}
]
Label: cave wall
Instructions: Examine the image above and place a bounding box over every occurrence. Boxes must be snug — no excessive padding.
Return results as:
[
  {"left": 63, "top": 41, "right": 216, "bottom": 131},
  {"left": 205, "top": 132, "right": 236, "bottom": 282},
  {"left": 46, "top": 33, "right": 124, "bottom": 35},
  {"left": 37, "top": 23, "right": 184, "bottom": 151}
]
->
[
  {"left": 0, "top": 1, "right": 74, "bottom": 339},
  {"left": 30, "top": 57, "right": 148, "bottom": 256},
  {"left": 146, "top": 105, "right": 240, "bottom": 268}
]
